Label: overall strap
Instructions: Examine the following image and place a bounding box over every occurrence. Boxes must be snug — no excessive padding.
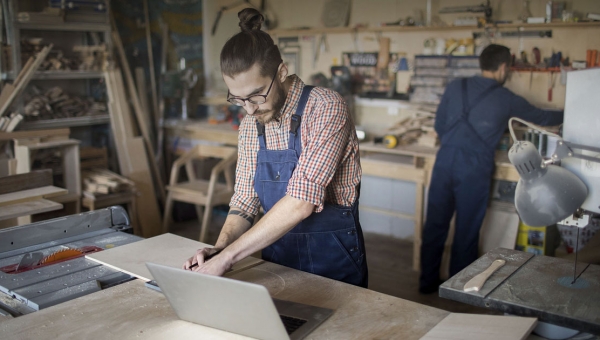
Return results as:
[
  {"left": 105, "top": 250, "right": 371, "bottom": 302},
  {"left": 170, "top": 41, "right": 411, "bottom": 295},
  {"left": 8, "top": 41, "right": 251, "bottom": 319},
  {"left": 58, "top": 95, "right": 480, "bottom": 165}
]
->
[
  {"left": 288, "top": 85, "right": 314, "bottom": 151},
  {"left": 255, "top": 121, "right": 266, "bottom": 150},
  {"left": 461, "top": 78, "right": 500, "bottom": 119}
]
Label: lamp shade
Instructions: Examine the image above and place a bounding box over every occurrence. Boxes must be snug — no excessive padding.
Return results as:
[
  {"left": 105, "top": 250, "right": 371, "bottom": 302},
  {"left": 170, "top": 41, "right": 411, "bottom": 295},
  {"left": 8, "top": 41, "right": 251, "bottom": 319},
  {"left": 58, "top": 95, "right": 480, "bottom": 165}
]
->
[{"left": 509, "top": 141, "right": 588, "bottom": 226}]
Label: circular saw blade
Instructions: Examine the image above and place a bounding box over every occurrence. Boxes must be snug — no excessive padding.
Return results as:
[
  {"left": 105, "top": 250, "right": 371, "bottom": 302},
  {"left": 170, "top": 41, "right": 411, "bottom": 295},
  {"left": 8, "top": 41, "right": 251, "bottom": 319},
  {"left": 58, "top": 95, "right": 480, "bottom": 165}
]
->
[{"left": 40, "top": 248, "right": 84, "bottom": 265}]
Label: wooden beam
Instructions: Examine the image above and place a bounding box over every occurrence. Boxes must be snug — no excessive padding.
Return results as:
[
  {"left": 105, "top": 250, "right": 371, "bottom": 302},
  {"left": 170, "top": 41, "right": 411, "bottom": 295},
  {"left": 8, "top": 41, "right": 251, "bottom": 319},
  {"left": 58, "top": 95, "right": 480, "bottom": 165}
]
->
[{"left": 0, "top": 169, "right": 53, "bottom": 195}]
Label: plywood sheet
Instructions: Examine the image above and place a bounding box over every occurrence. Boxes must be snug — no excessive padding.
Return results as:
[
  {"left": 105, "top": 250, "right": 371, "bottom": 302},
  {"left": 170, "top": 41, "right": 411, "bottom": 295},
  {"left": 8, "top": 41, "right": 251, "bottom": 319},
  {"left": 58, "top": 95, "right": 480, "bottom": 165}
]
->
[
  {"left": 86, "top": 233, "right": 263, "bottom": 281},
  {"left": 420, "top": 313, "right": 537, "bottom": 340},
  {"left": 0, "top": 186, "right": 67, "bottom": 207},
  {"left": 0, "top": 199, "right": 63, "bottom": 221}
]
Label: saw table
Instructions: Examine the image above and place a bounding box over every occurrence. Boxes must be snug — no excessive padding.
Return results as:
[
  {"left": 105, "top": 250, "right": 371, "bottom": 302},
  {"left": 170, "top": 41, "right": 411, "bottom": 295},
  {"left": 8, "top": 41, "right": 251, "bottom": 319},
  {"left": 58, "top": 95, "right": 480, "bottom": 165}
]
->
[
  {"left": 0, "top": 207, "right": 141, "bottom": 316},
  {"left": 440, "top": 248, "right": 600, "bottom": 335}
]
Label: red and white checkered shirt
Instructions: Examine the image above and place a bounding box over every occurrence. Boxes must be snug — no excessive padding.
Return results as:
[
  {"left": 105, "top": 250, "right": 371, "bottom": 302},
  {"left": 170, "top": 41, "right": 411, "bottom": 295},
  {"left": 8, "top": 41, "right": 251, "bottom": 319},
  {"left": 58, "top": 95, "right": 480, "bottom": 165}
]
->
[{"left": 230, "top": 75, "right": 361, "bottom": 215}]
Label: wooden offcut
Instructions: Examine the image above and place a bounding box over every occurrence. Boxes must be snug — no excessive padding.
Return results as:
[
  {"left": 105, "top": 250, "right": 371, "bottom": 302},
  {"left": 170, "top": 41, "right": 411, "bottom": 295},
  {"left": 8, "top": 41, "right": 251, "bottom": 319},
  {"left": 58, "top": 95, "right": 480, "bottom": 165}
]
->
[{"left": 0, "top": 199, "right": 63, "bottom": 221}]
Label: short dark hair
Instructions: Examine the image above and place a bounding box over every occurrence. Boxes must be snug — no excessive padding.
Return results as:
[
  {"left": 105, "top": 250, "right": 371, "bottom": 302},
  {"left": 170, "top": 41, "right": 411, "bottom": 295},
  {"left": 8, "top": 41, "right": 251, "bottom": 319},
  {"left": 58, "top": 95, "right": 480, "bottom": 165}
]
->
[
  {"left": 220, "top": 8, "right": 281, "bottom": 78},
  {"left": 479, "top": 44, "right": 511, "bottom": 71}
]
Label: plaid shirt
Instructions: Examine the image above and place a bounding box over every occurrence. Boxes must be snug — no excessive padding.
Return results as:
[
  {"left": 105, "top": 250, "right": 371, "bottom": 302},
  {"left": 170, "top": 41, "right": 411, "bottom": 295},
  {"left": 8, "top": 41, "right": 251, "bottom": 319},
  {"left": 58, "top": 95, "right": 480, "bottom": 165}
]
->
[{"left": 230, "top": 75, "right": 361, "bottom": 215}]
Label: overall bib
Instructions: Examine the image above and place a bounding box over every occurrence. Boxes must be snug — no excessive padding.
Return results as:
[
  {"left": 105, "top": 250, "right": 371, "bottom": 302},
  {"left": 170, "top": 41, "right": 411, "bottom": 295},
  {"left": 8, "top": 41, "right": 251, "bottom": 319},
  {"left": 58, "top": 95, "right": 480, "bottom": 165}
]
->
[
  {"left": 254, "top": 86, "right": 368, "bottom": 288},
  {"left": 420, "top": 78, "right": 499, "bottom": 289}
]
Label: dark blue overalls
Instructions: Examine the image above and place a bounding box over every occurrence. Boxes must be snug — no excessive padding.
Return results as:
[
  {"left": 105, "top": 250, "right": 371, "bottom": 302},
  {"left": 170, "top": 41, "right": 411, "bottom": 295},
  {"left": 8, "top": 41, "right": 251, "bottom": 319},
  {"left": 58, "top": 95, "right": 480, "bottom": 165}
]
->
[
  {"left": 254, "top": 86, "right": 368, "bottom": 288},
  {"left": 420, "top": 79, "right": 500, "bottom": 291}
]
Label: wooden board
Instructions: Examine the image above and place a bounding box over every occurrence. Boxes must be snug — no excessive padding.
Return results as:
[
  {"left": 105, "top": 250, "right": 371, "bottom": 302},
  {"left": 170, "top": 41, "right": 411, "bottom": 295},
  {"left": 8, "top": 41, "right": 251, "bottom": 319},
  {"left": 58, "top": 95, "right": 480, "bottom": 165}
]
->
[
  {"left": 0, "top": 169, "right": 52, "bottom": 195},
  {"left": 0, "top": 199, "right": 63, "bottom": 221},
  {"left": 123, "top": 137, "right": 162, "bottom": 237},
  {"left": 0, "top": 128, "right": 69, "bottom": 141},
  {"left": 0, "top": 186, "right": 67, "bottom": 207},
  {"left": 86, "top": 233, "right": 264, "bottom": 281},
  {"left": 420, "top": 313, "right": 537, "bottom": 340}
]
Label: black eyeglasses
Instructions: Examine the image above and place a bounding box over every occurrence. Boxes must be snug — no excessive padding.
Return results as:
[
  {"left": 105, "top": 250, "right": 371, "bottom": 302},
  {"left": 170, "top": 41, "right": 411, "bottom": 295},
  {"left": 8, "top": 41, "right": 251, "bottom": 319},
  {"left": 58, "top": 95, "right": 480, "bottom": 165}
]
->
[{"left": 226, "top": 63, "right": 281, "bottom": 107}]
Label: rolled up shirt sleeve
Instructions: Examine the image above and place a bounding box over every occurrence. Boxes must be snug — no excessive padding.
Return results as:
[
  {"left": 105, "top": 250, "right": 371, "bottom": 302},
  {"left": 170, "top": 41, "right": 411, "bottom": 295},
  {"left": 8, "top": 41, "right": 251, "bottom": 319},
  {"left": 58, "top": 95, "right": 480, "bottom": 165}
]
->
[
  {"left": 230, "top": 117, "right": 261, "bottom": 216},
  {"left": 287, "top": 97, "right": 350, "bottom": 212}
]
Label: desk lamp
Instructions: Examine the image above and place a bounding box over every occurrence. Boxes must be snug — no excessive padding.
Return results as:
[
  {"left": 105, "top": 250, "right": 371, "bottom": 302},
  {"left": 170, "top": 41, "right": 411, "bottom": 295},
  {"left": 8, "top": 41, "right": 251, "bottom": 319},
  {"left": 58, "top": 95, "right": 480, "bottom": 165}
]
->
[{"left": 507, "top": 117, "right": 598, "bottom": 227}]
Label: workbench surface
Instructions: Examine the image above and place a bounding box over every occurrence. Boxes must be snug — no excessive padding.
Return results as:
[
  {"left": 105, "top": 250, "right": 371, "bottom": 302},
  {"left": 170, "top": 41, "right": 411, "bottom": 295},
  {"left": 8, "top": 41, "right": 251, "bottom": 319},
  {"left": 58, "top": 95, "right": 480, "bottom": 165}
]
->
[{"left": 0, "top": 261, "right": 449, "bottom": 339}]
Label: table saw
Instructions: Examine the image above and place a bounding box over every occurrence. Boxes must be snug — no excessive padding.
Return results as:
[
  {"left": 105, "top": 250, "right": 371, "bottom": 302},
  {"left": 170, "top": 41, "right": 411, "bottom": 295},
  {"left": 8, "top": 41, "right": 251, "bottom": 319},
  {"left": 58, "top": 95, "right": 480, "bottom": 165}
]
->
[
  {"left": 440, "top": 247, "right": 600, "bottom": 335},
  {"left": 0, "top": 207, "right": 141, "bottom": 316}
]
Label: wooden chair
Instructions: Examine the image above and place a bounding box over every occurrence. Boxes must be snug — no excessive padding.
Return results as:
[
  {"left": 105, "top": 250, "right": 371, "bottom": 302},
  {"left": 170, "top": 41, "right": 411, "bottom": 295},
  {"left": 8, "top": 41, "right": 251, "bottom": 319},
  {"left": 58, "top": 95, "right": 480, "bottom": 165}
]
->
[{"left": 163, "top": 145, "right": 237, "bottom": 242}]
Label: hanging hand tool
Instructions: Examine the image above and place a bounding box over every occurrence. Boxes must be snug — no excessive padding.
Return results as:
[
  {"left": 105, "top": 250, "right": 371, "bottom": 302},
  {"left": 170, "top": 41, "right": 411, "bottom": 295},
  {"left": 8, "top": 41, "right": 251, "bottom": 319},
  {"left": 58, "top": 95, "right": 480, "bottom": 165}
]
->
[
  {"left": 463, "top": 259, "right": 506, "bottom": 292},
  {"left": 548, "top": 71, "right": 556, "bottom": 102}
]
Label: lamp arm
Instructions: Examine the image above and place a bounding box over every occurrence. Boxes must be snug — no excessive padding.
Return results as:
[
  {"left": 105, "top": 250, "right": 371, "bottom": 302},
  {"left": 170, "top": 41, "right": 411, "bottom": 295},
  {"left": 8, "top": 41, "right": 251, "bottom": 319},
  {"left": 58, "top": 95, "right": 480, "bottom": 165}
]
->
[
  {"left": 508, "top": 117, "right": 562, "bottom": 144},
  {"left": 554, "top": 140, "right": 600, "bottom": 164}
]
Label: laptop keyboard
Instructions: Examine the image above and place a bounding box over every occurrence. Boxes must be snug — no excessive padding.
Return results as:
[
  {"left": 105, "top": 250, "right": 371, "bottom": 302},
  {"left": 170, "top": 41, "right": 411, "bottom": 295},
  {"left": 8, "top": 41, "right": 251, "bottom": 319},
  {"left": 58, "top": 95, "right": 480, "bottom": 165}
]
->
[{"left": 280, "top": 315, "right": 307, "bottom": 335}]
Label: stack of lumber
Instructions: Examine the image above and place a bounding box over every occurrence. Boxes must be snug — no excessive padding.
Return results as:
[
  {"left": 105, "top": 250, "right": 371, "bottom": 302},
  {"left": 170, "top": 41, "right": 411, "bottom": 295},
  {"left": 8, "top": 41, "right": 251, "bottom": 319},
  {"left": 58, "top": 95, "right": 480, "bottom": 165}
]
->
[
  {"left": 384, "top": 114, "right": 436, "bottom": 147},
  {"left": 83, "top": 169, "right": 135, "bottom": 197},
  {"left": 0, "top": 44, "right": 53, "bottom": 121},
  {"left": 23, "top": 86, "right": 107, "bottom": 121},
  {"left": 21, "top": 40, "right": 107, "bottom": 72},
  {"left": 80, "top": 147, "right": 108, "bottom": 171}
]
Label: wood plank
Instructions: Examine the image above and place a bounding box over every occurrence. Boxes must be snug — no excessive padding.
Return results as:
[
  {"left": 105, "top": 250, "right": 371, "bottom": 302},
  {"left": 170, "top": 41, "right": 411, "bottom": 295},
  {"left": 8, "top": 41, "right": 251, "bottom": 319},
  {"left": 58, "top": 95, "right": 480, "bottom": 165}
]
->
[
  {"left": 420, "top": 313, "right": 537, "bottom": 340},
  {"left": 0, "top": 199, "right": 63, "bottom": 221},
  {"left": 122, "top": 137, "right": 162, "bottom": 237},
  {"left": 0, "top": 169, "right": 53, "bottom": 195},
  {"left": 112, "top": 25, "right": 165, "bottom": 203},
  {"left": 0, "top": 128, "right": 70, "bottom": 141},
  {"left": 143, "top": 0, "right": 160, "bottom": 129},
  {"left": 86, "top": 233, "right": 264, "bottom": 281},
  {"left": 0, "top": 186, "right": 67, "bottom": 207}
]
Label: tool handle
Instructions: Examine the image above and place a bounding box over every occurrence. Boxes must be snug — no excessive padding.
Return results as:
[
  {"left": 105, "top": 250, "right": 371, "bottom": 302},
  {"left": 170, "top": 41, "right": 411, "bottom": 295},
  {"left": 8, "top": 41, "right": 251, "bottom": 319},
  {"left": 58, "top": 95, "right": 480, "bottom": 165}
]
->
[{"left": 463, "top": 259, "right": 506, "bottom": 292}]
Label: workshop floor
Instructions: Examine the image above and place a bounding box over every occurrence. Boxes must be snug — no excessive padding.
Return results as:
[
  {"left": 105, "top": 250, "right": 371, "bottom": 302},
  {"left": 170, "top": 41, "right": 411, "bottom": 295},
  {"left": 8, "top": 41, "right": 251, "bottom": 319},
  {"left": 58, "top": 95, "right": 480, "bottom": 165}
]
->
[{"left": 169, "top": 212, "right": 493, "bottom": 315}]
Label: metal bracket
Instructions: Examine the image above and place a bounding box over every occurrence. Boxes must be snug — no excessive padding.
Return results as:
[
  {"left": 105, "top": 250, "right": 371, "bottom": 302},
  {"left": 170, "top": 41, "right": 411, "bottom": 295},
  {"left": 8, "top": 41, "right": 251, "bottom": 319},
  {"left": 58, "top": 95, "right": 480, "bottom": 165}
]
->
[{"left": 554, "top": 140, "right": 600, "bottom": 164}]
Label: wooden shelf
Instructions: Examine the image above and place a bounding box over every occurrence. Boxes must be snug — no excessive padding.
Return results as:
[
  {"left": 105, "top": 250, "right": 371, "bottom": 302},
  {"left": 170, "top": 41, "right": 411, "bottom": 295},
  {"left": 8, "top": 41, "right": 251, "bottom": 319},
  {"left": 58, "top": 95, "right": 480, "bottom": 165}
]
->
[
  {"left": 266, "top": 21, "right": 600, "bottom": 36},
  {"left": 16, "top": 22, "right": 109, "bottom": 32},
  {"left": 20, "top": 115, "right": 110, "bottom": 130}
]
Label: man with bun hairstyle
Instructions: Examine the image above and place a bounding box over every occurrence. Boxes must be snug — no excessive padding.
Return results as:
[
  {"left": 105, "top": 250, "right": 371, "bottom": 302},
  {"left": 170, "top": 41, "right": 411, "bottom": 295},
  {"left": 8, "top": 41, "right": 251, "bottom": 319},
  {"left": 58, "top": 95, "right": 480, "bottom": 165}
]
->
[
  {"left": 419, "top": 44, "right": 563, "bottom": 294},
  {"left": 184, "top": 8, "right": 368, "bottom": 287}
]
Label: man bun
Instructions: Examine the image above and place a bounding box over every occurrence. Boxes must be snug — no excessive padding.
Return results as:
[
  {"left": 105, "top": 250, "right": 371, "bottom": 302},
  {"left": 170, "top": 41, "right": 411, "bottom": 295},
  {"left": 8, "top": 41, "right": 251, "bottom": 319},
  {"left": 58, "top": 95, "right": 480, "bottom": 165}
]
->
[{"left": 238, "top": 8, "right": 264, "bottom": 31}]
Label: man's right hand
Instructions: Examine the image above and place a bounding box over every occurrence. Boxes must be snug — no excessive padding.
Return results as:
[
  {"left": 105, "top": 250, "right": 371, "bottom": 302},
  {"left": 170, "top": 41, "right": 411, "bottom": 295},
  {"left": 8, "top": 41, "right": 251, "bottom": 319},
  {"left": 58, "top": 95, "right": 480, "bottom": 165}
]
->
[{"left": 182, "top": 247, "right": 222, "bottom": 271}]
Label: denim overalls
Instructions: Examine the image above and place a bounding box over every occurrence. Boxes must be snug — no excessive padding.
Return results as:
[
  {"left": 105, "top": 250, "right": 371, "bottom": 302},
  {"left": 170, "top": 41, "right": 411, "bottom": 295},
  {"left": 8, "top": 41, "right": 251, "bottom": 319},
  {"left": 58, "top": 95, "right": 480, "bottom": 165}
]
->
[
  {"left": 253, "top": 86, "right": 368, "bottom": 288},
  {"left": 420, "top": 78, "right": 500, "bottom": 289}
]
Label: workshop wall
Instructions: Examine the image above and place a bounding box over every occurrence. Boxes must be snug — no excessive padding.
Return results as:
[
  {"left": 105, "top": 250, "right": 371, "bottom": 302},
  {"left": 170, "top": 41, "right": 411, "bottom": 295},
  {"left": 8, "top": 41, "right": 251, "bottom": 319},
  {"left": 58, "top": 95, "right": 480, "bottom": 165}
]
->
[{"left": 203, "top": 0, "right": 600, "bottom": 135}]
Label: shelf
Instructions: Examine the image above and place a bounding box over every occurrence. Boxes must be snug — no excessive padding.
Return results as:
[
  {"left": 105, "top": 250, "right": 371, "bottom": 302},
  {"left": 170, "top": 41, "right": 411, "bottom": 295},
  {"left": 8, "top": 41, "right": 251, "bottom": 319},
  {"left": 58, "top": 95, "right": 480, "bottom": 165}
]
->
[
  {"left": 4, "top": 70, "right": 104, "bottom": 80},
  {"left": 16, "top": 21, "right": 109, "bottom": 32},
  {"left": 19, "top": 115, "right": 110, "bottom": 130},
  {"left": 266, "top": 21, "right": 600, "bottom": 36}
]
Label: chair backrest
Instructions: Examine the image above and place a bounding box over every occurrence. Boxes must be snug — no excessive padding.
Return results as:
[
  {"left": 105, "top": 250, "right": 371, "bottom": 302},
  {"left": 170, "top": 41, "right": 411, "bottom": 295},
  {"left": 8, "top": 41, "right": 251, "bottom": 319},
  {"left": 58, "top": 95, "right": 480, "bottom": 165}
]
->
[{"left": 193, "top": 144, "right": 237, "bottom": 161}]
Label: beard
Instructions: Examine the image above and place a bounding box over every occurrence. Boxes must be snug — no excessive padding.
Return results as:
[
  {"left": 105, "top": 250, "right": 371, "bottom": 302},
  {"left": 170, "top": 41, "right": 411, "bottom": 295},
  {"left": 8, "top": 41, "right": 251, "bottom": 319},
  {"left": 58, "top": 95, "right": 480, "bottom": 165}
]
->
[{"left": 254, "top": 81, "right": 286, "bottom": 125}]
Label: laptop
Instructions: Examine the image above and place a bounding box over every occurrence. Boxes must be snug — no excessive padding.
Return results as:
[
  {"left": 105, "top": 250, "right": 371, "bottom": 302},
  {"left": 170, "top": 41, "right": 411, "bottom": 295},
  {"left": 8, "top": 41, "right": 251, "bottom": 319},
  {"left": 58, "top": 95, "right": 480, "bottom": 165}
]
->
[{"left": 145, "top": 262, "right": 333, "bottom": 340}]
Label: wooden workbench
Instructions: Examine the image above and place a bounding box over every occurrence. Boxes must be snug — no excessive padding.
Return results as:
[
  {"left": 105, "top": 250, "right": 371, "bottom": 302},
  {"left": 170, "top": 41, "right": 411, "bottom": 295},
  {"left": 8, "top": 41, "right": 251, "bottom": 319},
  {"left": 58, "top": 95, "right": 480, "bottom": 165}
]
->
[
  {"left": 0, "top": 262, "right": 449, "bottom": 339},
  {"left": 359, "top": 142, "right": 520, "bottom": 272}
]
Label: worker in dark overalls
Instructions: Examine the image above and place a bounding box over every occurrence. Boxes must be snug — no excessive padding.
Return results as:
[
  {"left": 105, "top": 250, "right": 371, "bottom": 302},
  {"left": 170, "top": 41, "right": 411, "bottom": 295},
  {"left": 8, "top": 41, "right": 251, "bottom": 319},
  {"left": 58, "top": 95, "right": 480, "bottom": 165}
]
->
[
  {"left": 184, "top": 8, "right": 368, "bottom": 287},
  {"left": 419, "top": 44, "right": 563, "bottom": 293}
]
